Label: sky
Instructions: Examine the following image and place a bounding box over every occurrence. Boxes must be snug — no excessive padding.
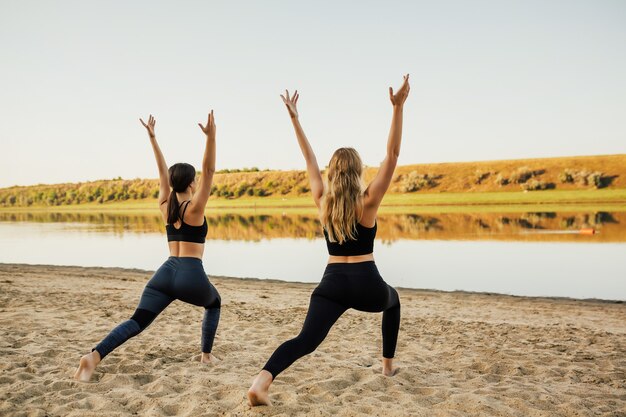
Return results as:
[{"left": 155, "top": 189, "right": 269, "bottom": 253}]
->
[{"left": 0, "top": 0, "right": 624, "bottom": 188}]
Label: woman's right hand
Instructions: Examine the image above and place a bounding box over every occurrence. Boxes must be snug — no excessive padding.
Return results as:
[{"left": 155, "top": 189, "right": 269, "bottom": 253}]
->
[
  {"left": 139, "top": 115, "right": 156, "bottom": 138},
  {"left": 389, "top": 74, "right": 410, "bottom": 107},
  {"left": 280, "top": 89, "right": 299, "bottom": 119},
  {"left": 198, "top": 110, "right": 216, "bottom": 140}
]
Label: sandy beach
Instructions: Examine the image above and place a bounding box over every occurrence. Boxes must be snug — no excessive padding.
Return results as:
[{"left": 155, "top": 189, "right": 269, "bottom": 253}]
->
[{"left": 0, "top": 263, "right": 624, "bottom": 417}]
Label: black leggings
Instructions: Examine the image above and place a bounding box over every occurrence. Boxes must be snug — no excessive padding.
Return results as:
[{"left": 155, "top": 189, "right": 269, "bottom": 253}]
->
[
  {"left": 94, "top": 257, "right": 221, "bottom": 359},
  {"left": 262, "top": 261, "right": 401, "bottom": 378}
]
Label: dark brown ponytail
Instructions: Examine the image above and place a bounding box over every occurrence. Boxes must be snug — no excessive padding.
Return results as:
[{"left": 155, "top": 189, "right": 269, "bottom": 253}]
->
[{"left": 167, "top": 163, "right": 196, "bottom": 225}]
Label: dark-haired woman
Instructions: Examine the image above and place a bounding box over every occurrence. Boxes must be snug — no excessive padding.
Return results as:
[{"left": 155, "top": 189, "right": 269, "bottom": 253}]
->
[
  {"left": 248, "top": 75, "right": 410, "bottom": 406},
  {"left": 74, "top": 111, "right": 221, "bottom": 382}
]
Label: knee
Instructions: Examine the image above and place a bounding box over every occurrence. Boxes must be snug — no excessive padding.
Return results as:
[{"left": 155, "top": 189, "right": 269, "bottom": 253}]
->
[
  {"left": 388, "top": 287, "right": 401, "bottom": 309},
  {"left": 206, "top": 292, "right": 221, "bottom": 309},
  {"left": 292, "top": 333, "right": 322, "bottom": 356},
  {"left": 130, "top": 309, "right": 157, "bottom": 331}
]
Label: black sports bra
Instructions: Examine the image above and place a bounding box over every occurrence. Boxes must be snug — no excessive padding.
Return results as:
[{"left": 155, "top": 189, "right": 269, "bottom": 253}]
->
[
  {"left": 165, "top": 201, "right": 208, "bottom": 244},
  {"left": 323, "top": 221, "right": 377, "bottom": 256}
]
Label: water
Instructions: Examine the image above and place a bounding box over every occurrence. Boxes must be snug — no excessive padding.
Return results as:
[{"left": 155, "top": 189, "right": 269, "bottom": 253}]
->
[{"left": 1, "top": 210, "right": 625, "bottom": 300}]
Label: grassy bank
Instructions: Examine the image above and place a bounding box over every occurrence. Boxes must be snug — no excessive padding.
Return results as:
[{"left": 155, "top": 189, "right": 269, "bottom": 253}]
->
[
  {"left": 1, "top": 189, "right": 625, "bottom": 215},
  {"left": 2, "top": 154, "right": 625, "bottom": 209}
]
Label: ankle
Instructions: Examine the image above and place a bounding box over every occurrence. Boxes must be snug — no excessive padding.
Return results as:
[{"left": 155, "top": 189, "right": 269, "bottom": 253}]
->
[
  {"left": 254, "top": 370, "right": 273, "bottom": 389},
  {"left": 89, "top": 350, "right": 102, "bottom": 365}
]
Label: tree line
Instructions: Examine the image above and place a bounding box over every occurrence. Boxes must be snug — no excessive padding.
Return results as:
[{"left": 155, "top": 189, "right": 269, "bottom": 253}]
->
[{"left": 0, "top": 171, "right": 311, "bottom": 207}]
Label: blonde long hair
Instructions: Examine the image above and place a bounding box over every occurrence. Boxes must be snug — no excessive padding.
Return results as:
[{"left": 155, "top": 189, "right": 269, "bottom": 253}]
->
[{"left": 320, "top": 148, "right": 365, "bottom": 243}]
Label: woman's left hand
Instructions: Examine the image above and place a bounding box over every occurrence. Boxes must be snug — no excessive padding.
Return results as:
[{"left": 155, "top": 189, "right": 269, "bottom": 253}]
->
[{"left": 140, "top": 115, "right": 156, "bottom": 138}]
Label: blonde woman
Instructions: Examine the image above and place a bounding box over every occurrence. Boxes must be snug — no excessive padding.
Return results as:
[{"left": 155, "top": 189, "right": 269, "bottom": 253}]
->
[{"left": 248, "top": 75, "right": 410, "bottom": 406}]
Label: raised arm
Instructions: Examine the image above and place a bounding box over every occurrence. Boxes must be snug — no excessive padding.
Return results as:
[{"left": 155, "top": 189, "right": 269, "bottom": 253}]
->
[
  {"left": 189, "top": 110, "right": 216, "bottom": 212},
  {"left": 364, "top": 74, "right": 410, "bottom": 210},
  {"left": 281, "top": 90, "right": 324, "bottom": 208},
  {"left": 140, "top": 115, "right": 170, "bottom": 206}
]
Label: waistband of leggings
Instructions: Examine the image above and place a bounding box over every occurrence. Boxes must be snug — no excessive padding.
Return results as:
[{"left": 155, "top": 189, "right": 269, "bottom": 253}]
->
[
  {"left": 166, "top": 256, "right": 203, "bottom": 265},
  {"left": 324, "top": 260, "right": 377, "bottom": 272}
]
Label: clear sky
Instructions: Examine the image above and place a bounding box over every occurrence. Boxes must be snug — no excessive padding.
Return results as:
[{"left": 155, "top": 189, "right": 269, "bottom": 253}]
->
[{"left": 1, "top": 0, "right": 624, "bottom": 188}]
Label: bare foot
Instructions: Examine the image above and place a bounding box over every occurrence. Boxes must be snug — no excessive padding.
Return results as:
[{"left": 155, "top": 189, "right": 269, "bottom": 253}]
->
[
  {"left": 382, "top": 357, "right": 398, "bottom": 377},
  {"left": 73, "top": 351, "right": 101, "bottom": 382},
  {"left": 200, "top": 352, "right": 220, "bottom": 364},
  {"left": 248, "top": 370, "right": 273, "bottom": 406}
]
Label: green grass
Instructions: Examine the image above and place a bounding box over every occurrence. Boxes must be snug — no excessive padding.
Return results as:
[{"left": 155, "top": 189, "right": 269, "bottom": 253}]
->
[
  {"left": 378, "top": 188, "right": 626, "bottom": 206},
  {"left": 209, "top": 189, "right": 626, "bottom": 213},
  {"left": 1, "top": 189, "right": 625, "bottom": 215}
]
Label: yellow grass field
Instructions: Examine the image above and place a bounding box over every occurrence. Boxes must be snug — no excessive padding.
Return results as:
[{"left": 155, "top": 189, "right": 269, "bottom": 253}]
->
[{"left": 1, "top": 154, "right": 624, "bottom": 209}]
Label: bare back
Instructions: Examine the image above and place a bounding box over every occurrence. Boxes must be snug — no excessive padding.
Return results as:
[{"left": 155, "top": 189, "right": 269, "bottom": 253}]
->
[{"left": 160, "top": 199, "right": 206, "bottom": 259}]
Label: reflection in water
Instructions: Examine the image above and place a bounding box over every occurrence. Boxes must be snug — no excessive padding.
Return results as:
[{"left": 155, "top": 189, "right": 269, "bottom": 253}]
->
[
  {"left": 0, "top": 210, "right": 625, "bottom": 299},
  {"left": 1, "top": 210, "right": 624, "bottom": 242}
]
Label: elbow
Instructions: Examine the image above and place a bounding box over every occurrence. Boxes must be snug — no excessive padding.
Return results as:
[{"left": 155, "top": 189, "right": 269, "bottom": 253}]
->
[
  {"left": 201, "top": 159, "right": 215, "bottom": 174},
  {"left": 314, "top": 188, "right": 324, "bottom": 201},
  {"left": 387, "top": 150, "right": 400, "bottom": 162},
  {"left": 201, "top": 165, "right": 215, "bottom": 178}
]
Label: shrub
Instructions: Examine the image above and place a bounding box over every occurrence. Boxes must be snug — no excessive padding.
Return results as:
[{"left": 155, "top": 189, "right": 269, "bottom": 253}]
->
[
  {"left": 587, "top": 171, "right": 609, "bottom": 189},
  {"left": 474, "top": 170, "right": 490, "bottom": 185},
  {"left": 217, "top": 167, "right": 260, "bottom": 173},
  {"left": 217, "top": 185, "right": 230, "bottom": 197},
  {"left": 510, "top": 166, "right": 534, "bottom": 184},
  {"left": 115, "top": 191, "right": 129, "bottom": 200},
  {"left": 401, "top": 171, "right": 438, "bottom": 192},
  {"left": 521, "top": 180, "right": 554, "bottom": 191},
  {"left": 558, "top": 169, "right": 575, "bottom": 184},
  {"left": 236, "top": 182, "right": 250, "bottom": 197},
  {"left": 576, "top": 170, "right": 591, "bottom": 186},
  {"left": 495, "top": 173, "right": 509, "bottom": 186},
  {"left": 559, "top": 169, "right": 610, "bottom": 188}
]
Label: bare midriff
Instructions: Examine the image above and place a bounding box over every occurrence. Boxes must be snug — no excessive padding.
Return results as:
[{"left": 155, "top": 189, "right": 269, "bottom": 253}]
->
[
  {"left": 327, "top": 253, "right": 374, "bottom": 264},
  {"left": 168, "top": 241, "right": 204, "bottom": 259}
]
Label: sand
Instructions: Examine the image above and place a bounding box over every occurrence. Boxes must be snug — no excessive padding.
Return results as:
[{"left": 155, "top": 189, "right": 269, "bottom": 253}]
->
[{"left": 0, "top": 263, "right": 624, "bottom": 417}]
